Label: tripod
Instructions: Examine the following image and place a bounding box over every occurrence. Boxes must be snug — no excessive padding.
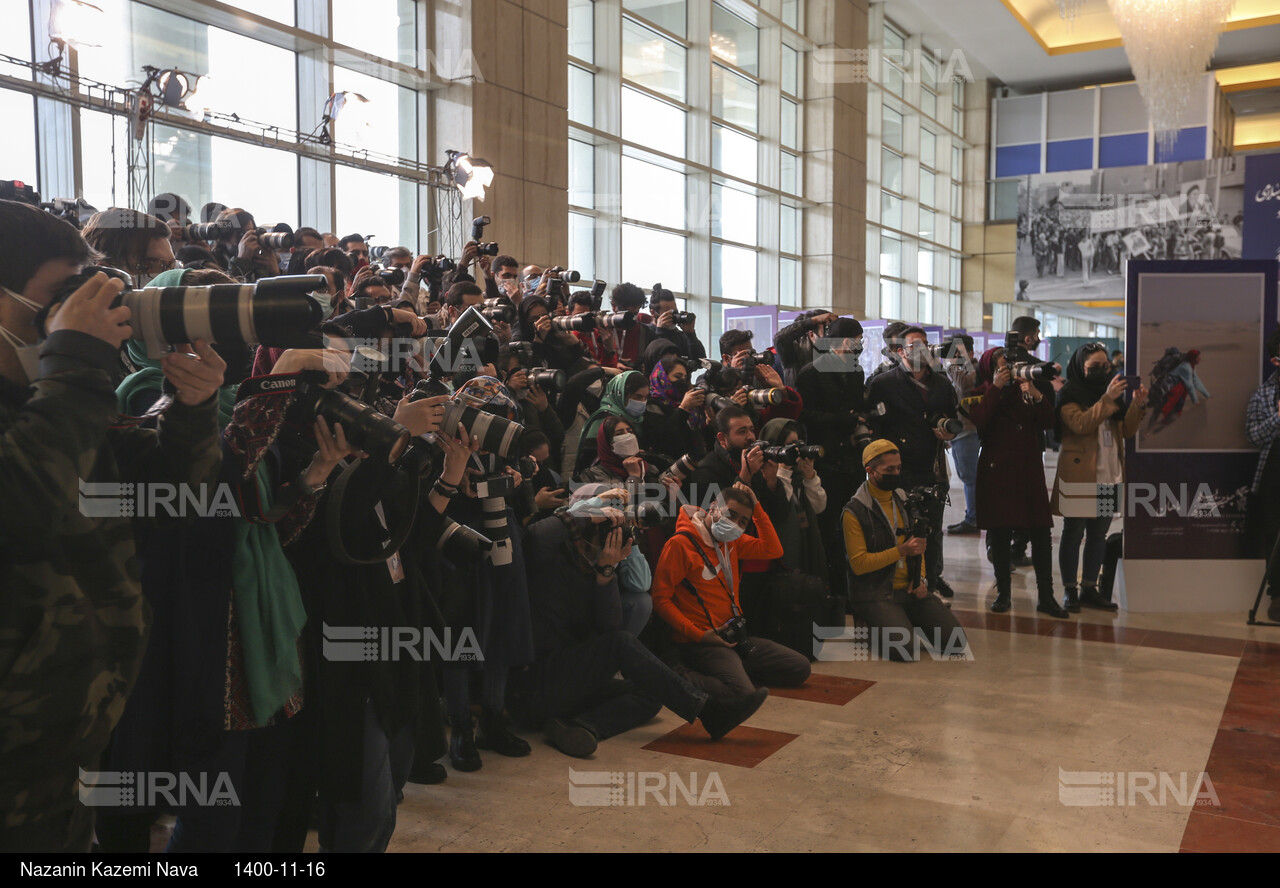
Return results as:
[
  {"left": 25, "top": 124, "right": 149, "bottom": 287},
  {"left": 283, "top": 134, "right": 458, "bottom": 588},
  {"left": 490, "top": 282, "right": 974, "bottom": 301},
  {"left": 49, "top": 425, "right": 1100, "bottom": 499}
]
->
[{"left": 1246, "top": 527, "right": 1280, "bottom": 626}]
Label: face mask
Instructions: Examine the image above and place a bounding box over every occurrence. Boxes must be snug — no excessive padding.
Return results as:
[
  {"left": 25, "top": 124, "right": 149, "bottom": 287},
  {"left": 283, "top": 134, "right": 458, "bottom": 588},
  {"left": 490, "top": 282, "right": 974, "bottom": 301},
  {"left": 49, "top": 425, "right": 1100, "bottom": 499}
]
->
[
  {"left": 874, "top": 472, "right": 903, "bottom": 491},
  {"left": 308, "top": 290, "right": 331, "bottom": 311},
  {"left": 612, "top": 432, "right": 640, "bottom": 457},
  {"left": 711, "top": 516, "right": 745, "bottom": 543},
  {"left": 1086, "top": 366, "right": 1110, "bottom": 383},
  {"left": 568, "top": 496, "right": 608, "bottom": 515},
  {"left": 624, "top": 398, "right": 646, "bottom": 418},
  {"left": 1, "top": 286, "right": 46, "bottom": 382}
]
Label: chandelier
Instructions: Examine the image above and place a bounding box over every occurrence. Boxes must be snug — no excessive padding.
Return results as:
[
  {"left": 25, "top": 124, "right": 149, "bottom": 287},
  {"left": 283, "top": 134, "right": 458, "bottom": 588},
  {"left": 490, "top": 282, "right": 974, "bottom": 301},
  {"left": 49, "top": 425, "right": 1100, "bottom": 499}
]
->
[
  {"left": 1106, "top": 0, "right": 1236, "bottom": 152},
  {"left": 1046, "top": 0, "right": 1089, "bottom": 25}
]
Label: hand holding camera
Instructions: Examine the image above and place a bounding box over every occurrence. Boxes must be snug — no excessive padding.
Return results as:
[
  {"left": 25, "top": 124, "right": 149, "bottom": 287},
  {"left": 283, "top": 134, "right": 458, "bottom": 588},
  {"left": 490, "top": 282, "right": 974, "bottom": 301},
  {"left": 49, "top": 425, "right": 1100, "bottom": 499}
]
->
[
  {"left": 992, "top": 364, "right": 1012, "bottom": 388},
  {"left": 45, "top": 271, "right": 132, "bottom": 347},
  {"left": 535, "top": 486, "right": 569, "bottom": 511},
  {"left": 393, "top": 393, "right": 447, "bottom": 437},
  {"left": 160, "top": 340, "right": 227, "bottom": 407},
  {"left": 700, "top": 628, "right": 736, "bottom": 648},
  {"left": 272, "top": 348, "right": 351, "bottom": 389},
  {"left": 437, "top": 421, "right": 479, "bottom": 486},
  {"left": 656, "top": 310, "right": 676, "bottom": 329},
  {"left": 1106, "top": 375, "right": 1127, "bottom": 402},
  {"left": 899, "top": 536, "right": 928, "bottom": 557},
  {"left": 304, "top": 416, "right": 365, "bottom": 488},
  {"left": 679, "top": 386, "right": 706, "bottom": 412},
  {"left": 755, "top": 362, "right": 783, "bottom": 389}
]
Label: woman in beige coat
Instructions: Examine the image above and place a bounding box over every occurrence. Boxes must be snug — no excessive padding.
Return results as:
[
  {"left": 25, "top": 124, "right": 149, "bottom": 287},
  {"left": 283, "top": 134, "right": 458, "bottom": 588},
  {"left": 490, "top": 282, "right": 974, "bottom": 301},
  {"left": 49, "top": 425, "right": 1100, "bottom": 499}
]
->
[{"left": 1050, "top": 344, "right": 1148, "bottom": 612}]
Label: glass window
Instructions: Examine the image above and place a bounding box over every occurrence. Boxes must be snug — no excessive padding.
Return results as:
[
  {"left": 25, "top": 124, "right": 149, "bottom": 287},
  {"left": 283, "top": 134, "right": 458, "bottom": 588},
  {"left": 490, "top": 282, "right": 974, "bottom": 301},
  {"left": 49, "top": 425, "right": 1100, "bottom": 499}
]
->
[
  {"left": 621, "top": 88, "right": 685, "bottom": 156},
  {"left": 781, "top": 0, "right": 799, "bottom": 30},
  {"left": 211, "top": 139, "right": 298, "bottom": 227},
  {"left": 920, "top": 88, "right": 937, "bottom": 121},
  {"left": 780, "top": 205, "right": 799, "bottom": 254},
  {"left": 920, "top": 129, "right": 936, "bottom": 168},
  {"left": 884, "top": 24, "right": 906, "bottom": 51},
  {"left": 222, "top": 0, "right": 294, "bottom": 25},
  {"left": 623, "top": 19, "right": 686, "bottom": 103},
  {"left": 569, "top": 212, "right": 596, "bottom": 279},
  {"left": 712, "top": 65, "right": 758, "bottom": 130},
  {"left": 333, "top": 0, "right": 415, "bottom": 65},
  {"left": 711, "top": 4, "right": 758, "bottom": 76},
  {"left": 336, "top": 164, "right": 409, "bottom": 250},
  {"left": 569, "top": 140, "right": 594, "bottom": 208},
  {"left": 713, "top": 184, "right": 756, "bottom": 246},
  {"left": 881, "top": 57, "right": 904, "bottom": 97},
  {"left": 880, "top": 279, "right": 901, "bottom": 318},
  {"left": 952, "top": 104, "right": 963, "bottom": 135},
  {"left": 79, "top": 109, "right": 128, "bottom": 211},
  {"left": 951, "top": 255, "right": 962, "bottom": 290},
  {"left": 880, "top": 234, "right": 902, "bottom": 278},
  {"left": 0, "top": 89, "right": 37, "bottom": 187},
  {"left": 622, "top": 157, "right": 685, "bottom": 230},
  {"left": 881, "top": 192, "right": 902, "bottom": 230},
  {"left": 951, "top": 219, "right": 962, "bottom": 250},
  {"left": 952, "top": 145, "right": 963, "bottom": 178},
  {"left": 918, "top": 248, "right": 934, "bottom": 286},
  {"left": 780, "top": 256, "right": 798, "bottom": 305},
  {"left": 920, "top": 169, "right": 935, "bottom": 208},
  {"left": 332, "top": 67, "right": 414, "bottom": 158},
  {"left": 951, "top": 181, "right": 961, "bottom": 216},
  {"left": 0, "top": 1, "right": 30, "bottom": 78},
  {"left": 781, "top": 99, "right": 798, "bottom": 150},
  {"left": 882, "top": 148, "right": 903, "bottom": 193},
  {"left": 883, "top": 106, "right": 903, "bottom": 151},
  {"left": 712, "top": 243, "right": 757, "bottom": 300},
  {"left": 921, "top": 54, "right": 937, "bottom": 90},
  {"left": 624, "top": 0, "right": 686, "bottom": 37},
  {"left": 781, "top": 44, "right": 799, "bottom": 96},
  {"left": 623, "top": 224, "right": 685, "bottom": 291},
  {"left": 569, "top": 0, "right": 594, "bottom": 62},
  {"left": 780, "top": 151, "right": 798, "bottom": 194},
  {"left": 712, "top": 124, "right": 757, "bottom": 180},
  {"left": 919, "top": 208, "right": 935, "bottom": 240},
  {"left": 569, "top": 65, "right": 594, "bottom": 126},
  {"left": 949, "top": 292, "right": 960, "bottom": 325},
  {"left": 917, "top": 287, "right": 933, "bottom": 323}
]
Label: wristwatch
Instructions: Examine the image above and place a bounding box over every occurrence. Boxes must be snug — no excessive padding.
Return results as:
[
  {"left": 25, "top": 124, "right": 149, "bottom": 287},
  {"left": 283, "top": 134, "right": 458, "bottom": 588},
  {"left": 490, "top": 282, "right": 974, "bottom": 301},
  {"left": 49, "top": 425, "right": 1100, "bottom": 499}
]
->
[
  {"left": 297, "top": 473, "right": 328, "bottom": 497},
  {"left": 594, "top": 564, "right": 616, "bottom": 577}
]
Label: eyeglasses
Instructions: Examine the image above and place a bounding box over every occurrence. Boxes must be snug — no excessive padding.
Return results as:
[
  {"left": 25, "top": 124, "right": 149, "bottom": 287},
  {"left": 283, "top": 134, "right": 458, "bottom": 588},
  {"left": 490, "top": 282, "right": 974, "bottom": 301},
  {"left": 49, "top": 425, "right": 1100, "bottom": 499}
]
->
[{"left": 136, "top": 257, "right": 178, "bottom": 276}]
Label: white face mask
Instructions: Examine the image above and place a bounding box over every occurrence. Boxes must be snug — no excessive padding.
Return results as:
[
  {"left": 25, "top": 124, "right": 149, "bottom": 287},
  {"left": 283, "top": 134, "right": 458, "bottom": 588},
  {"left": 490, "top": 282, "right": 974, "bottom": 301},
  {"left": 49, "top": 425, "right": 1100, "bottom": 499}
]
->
[
  {"left": 1, "top": 286, "right": 46, "bottom": 382},
  {"left": 612, "top": 432, "right": 640, "bottom": 457}
]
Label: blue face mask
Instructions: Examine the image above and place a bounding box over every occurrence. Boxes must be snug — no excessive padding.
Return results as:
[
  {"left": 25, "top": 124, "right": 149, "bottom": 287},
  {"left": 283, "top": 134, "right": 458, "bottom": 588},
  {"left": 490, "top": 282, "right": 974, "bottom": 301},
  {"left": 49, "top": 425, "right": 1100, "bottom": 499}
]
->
[
  {"left": 624, "top": 398, "right": 646, "bottom": 418},
  {"left": 568, "top": 496, "right": 607, "bottom": 515},
  {"left": 711, "top": 516, "right": 744, "bottom": 543}
]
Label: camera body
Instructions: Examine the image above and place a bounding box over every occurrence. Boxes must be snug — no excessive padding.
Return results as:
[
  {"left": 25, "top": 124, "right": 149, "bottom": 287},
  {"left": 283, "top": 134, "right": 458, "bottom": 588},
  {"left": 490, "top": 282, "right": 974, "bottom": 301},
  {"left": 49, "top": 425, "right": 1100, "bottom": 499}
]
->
[
  {"left": 851, "top": 401, "right": 888, "bottom": 449},
  {"left": 473, "top": 473, "right": 515, "bottom": 500},
  {"left": 1003, "top": 331, "right": 1059, "bottom": 382},
  {"left": 379, "top": 266, "right": 406, "bottom": 289},
  {"left": 898, "top": 485, "right": 945, "bottom": 540},
  {"left": 671, "top": 311, "right": 695, "bottom": 326}
]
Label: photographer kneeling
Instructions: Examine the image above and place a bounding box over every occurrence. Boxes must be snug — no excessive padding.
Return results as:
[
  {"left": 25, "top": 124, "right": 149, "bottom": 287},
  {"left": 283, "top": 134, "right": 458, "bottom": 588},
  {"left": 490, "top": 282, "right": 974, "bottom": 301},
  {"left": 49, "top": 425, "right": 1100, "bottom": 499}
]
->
[
  {"left": 653, "top": 484, "right": 810, "bottom": 700},
  {"left": 843, "top": 441, "right": 967, "bottom": 663}
]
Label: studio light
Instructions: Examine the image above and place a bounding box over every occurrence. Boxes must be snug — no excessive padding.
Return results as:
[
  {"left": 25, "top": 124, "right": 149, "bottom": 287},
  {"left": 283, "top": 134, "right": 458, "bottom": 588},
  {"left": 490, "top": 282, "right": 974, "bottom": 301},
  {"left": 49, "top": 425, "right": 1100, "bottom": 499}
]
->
[
  {"left": 444, "top": 150, "right": 495, "bottom": 201},
  {"left": 49, "top": 0, "right": 104, "bottom": 49},
  {"left": 151, "top": 68, "right": 204, "bottom": 111},
  {"left": 319, "top": 91, "right": 372, "bottom": 145}
]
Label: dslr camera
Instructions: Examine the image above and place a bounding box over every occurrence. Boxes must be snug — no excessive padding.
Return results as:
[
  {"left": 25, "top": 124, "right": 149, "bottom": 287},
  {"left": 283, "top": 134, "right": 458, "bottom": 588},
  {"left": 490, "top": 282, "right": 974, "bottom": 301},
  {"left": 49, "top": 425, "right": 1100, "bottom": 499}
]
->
[
  {"left": 759, "top": 442, "right": 825, "bottom": 465},
  {"left": 1003, "top": 331, "right": 1059, "bottom": 382}
]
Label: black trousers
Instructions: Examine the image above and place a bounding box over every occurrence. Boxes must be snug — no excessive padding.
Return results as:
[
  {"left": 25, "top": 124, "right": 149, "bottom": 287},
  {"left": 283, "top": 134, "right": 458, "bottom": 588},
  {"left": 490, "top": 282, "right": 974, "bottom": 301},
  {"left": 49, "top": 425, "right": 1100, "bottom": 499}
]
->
[
  {"left": 676, "top": 637, "right": 811, "bottom": 700},
  {"left": 508, "top": 631, "right": 708, "bottom": 740},
  {"left": 988, "top": 526, "right": 1054, "bottom": 599},
  {"left": 849, "top": 594, "right": 967, "bottom": 662}
]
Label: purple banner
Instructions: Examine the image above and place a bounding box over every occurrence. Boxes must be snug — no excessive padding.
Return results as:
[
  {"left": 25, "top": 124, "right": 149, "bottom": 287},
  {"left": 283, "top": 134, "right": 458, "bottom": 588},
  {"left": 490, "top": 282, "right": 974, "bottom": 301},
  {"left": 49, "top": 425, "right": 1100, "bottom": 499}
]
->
[{"left": 1243, "top": 152, "right": 1280, "bottom": 262}]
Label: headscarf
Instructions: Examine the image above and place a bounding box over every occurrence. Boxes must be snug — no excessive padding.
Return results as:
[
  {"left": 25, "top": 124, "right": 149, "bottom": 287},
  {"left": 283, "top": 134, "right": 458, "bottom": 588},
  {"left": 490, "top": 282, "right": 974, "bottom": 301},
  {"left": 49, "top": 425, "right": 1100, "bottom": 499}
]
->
[
  {"left": 115, "top": 267, "right": 238, "bottom": 427},
  {"left": 454, "top": 375, "right": 523, "bottom": 423},
  {"left": 760, "top": 417, "right": 800, "bottom": 446},
  {"left": 578, "top": 370, "right": 646, "bottom": 452},
  {"left": 592, "top": 417, "right": 631, "bottom": 479},
  {"left": 516, "top": 296, "right": 550, "bottom": 343},
  {"left": 1056, "top": 342, "right": 1120, "bottom": 436}
]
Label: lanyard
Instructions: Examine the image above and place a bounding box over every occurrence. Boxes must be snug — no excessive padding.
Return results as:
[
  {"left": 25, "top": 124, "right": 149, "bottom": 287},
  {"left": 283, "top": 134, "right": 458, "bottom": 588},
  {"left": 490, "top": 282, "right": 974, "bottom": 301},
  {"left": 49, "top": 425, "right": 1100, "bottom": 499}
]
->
[{"left": 676, "top": 531, "right": 743, "bottom": 623}]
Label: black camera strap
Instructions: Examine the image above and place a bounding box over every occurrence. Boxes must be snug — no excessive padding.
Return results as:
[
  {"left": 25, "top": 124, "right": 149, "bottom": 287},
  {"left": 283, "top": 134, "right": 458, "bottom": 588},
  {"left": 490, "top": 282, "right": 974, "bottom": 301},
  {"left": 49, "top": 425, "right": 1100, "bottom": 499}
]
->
[
  {"left": 323, "top": 457, "right": 421, "bottom": 566},
  {"left": 675, "top": 531, "right": 743, "bottom": 623}
]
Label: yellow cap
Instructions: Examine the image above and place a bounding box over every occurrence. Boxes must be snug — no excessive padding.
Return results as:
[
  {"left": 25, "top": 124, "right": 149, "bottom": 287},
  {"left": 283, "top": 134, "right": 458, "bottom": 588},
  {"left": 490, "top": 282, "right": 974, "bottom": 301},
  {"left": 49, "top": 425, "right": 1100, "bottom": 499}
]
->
[{"left": 862, "top": 438, "right": 899, "bottom": 468}]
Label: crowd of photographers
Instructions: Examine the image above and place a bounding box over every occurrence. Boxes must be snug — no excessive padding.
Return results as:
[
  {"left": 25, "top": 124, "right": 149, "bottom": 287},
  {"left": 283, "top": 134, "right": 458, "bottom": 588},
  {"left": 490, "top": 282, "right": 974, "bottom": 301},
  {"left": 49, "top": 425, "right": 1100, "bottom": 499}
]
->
[{"left": 4, "top": 186, "right": 1248, "bottom": 856}]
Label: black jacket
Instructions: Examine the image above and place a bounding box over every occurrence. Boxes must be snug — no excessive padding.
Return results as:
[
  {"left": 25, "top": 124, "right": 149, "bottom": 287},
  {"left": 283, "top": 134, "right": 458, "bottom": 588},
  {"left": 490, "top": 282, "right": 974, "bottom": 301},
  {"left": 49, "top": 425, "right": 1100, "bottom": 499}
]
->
[{"left": 864, "top": 364, "right": 958, "bottom": 486}]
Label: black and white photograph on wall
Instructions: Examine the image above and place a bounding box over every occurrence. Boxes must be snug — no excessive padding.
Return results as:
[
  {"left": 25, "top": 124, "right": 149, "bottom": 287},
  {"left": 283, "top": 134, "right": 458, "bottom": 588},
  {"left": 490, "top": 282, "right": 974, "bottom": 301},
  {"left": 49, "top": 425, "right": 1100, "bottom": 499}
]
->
[
  {"left": 1014, "top": 156, "right": 1245, "bottom": 304},
  {"left": 1134, "top": 270, "right": 1263, "bottom": 452}
]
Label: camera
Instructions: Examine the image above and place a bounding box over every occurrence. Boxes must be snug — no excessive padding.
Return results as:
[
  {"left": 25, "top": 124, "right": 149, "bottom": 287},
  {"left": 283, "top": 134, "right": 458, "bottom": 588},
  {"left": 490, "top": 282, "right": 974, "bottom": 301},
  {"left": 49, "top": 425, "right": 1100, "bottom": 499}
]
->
[
  {"left": 898, "top": 485, "right": 946, "bottom": 540},
  {"left": 409, "top": 379, "right": 525, "bottom": 458},
  {"left": 852, "top": 402, "right": 888, "bottom": 449},
  {"left": 480, "top": 300, "right": 515, "bottom": 324},
  {"left": 746, "top": 388, "right": 785, "bottom": 408},
  {"left": 476, "top": 242, "right": 500, "bottom": 256},
  {"left": 759, "top": 443, "right": 825, "bottom": 465},
  {"left": 663, "top": 453, "right": 698, "bottom": 485},
  {"left": 929, "top": 413, "right": 963, "bottom": 436},
  {"left": 671, "top": 311, "right": 695, "bottom": 326},
  {"left": 714, "top": 615, "right": 755, "bottom": 656},
  {"left": 473, "top": 473, "right": 515, "bottom": 500},
  {"left": 552, "top": 313, "right": 595, "bottom": 332},
  {"left": 548, "top": 267, "right": 581, "bottom": 283},
  {"left": 379, "top": 266, "right": 407, "bottom": 289},
  {"left": 424, "top": 305, "right": 499, "bottom": 378},
  {"left": 593, "top": 310, "right": 636, "bottom": 330},
  {"left": 738, "top": 350, "right": 769, "bottom": 376},
  {"left": 1003, "top": 331, "right": 1059, "bottom": 382},
  {"left": 507, "top": 341, "right": 543, "bottom": 365},
  {"left": 184, "top": 220, "right": 236, "bottom": 241},
  {"left": 528, "top": 368, "right": 565, "bottom": 392},
  {"left": 438, "top": 518, "right": 493, "bottom": 564},
  {"left": 627, "top": 500, "right": 667, "bottom": 528},
  {"left": 420, "top": 255, "right": 456, "bottom": 280},
  {"left": 43, "top": 267, "right": 325, "bottom": 359},
  {"left": 292, "top": 379, "right": 413, "bottom": 465},
  {"left": 369, "top": 245, "right": 392, "bottom": 260}
]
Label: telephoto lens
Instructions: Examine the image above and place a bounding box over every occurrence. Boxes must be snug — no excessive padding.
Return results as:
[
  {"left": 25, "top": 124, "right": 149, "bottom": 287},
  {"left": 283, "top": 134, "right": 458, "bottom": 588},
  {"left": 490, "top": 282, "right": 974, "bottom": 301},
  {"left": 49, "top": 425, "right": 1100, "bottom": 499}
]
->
[
  {"left": 746, "top": 387, "right": 785, "bottom": 408},
  {"left": 481, "top": 305, "right": 515, "bottom": 324},
  {"left": 43, "top": 268, "right": 326, "bottom": 359},
  {"left": 438, "top": 401, "right": 525, "bottom": 458},
  {"left": 930, "top": 414, "right": 963, "bottom": 436},
  {"left": 184, "top": 220, "right": 236, "bottom": 241},
  {"left": 438, "top": 518, "right": 494, "bottom": 564},
  {"left": 665, "top": 453, "right": 698, "bottom": 482},
  {"left": 480, "top": 490, "right": 513, "bottom": 566},
  {"left": 551, "top": 313, "right": 595, "bottom": 332},
  {"left": 379, "top": 267, "right": 407, "bottom": 289},
  {"left": 708, "top": 393, "right": 733, "bottom": 413},
  {"left": 528, "top": 368, "right": 565, "bottom": 391},
  {"left": 760, "top": 443, "right": 825, "bottom": 465},
  {"left": 370, "top": 245, "right": 391, "bottom": 260},
  {"left": 311, "top": 389, "right": 412, "bottom": 464},
  {"left": 255, "top": 224, "right": 295, "bottom": 250},
  {"left": 593, "top": 310, "right": 637, "bottom": 330},
  {"left": 1009, "top": 361, "right": 1059, "bottom": 382},
  {"left": 553, "top": 269, "right": 581, "bottom": 283}
]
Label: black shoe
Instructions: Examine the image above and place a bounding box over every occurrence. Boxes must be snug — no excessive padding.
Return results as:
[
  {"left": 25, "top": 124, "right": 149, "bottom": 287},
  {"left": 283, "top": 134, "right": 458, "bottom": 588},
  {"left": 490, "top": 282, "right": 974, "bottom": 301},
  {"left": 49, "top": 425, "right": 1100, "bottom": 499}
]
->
[
  {"left": 476, "top": 710, "right": 531, "bottom": 757},
  {"left": 406, "top": 762, "right": 448, "bottom": 785},
  {"left": 700, "top": 688, "right": 769, "bottom": 741},
  {"left": 449, "top": 727, "right": 482, "bottom": 772},
  {"left": 990, "top": 593, "right": 1011, "bottom": 613},
  {"left": 1080, "top": 587, "right": 1119, "bottom": 612},
  {"left": 1037, "top": 598, "right": 1070, "bottom": 619},
  {"left": 934, "top": 578, "right": 955, "bottom": 599},
  {"left": 1269, "top": 596, "right": 1280, "bottom": 623},
  {"left": 544, "top": 717, "right": 598, "bottom": 758},
  {"left": 1062, "top": 587, "right": 1081, "bottom": 613},
  {"left": 948, "top": 521, "right": 979, "bottom": 535}
]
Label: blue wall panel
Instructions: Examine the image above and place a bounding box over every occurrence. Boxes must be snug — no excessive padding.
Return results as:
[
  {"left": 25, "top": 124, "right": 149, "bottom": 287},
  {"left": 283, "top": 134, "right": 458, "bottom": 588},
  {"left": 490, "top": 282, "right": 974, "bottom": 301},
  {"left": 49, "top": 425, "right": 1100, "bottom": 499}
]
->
[
  {"left": 1099, "top": 132, "right": 1148, "bottom": 168},
  {"left": 1154, "top": 126, "right": 1207, "bottom": 164},
  {"left": 1046, "top": 138, "right": 1093, "bottom": 172},
  {"left": 995, "top": 144, "right": 1041, "bottom": 178}
]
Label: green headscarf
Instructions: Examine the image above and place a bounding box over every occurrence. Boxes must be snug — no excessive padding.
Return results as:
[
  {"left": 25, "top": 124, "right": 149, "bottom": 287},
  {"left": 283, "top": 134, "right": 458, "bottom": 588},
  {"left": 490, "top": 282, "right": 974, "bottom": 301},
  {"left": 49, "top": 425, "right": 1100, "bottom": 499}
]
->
[
  {"left": 578, "top": 370, "right": 647, "bottom": 453},
  {"left": 115, "top": 268, "right": 238, "bottom": 427}
]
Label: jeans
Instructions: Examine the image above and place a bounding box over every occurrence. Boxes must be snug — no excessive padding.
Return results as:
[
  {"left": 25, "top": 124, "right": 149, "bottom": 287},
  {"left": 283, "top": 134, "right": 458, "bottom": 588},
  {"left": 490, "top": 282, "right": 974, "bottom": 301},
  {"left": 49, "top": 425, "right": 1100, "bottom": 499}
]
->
[
  {"left": 677, "top": 637, "right": 811, "bottom": 700},
  {"left": 987, "top": 526, "right": 1054, "bottom": 599},
  {"left": 949, "top": 434, "right": 980, "bottom": 526},
  {"left": 508, "top": 630, "right": 708, "bottom": 740},
  {"left": 619, "top": 588, "right": 653, "bottom": 637},
  {"left": 316, "top": 699, "right": 415, "bottom": 853},
  {"left": 1060, "top": 515, "right": 1112, "bottom": 589}
]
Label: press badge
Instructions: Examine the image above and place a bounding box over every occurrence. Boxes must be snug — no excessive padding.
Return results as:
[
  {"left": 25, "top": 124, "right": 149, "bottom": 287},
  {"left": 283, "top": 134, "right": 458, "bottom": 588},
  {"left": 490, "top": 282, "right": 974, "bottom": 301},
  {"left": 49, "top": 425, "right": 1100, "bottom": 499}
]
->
[{"left": 373, "top": 503, "right": 405, "bottom": 585}]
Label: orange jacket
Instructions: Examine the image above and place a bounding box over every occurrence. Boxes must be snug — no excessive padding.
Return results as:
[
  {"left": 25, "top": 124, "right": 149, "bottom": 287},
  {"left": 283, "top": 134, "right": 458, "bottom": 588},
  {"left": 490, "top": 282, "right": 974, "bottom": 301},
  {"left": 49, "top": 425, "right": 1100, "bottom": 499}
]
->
[{"left": 653, "top": 502, "right": 783, "bottom": 642}]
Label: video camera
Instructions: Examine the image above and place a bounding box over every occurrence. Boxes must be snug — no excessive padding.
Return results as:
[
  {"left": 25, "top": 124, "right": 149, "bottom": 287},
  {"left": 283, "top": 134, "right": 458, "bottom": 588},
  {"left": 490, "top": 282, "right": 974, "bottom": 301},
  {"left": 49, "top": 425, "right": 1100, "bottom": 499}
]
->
[
  {"left": 42, "top": 267, "right": 324, "bottom": 359},
  {"left": 898, "top": 485, "right": 946, "bottom": 541}
]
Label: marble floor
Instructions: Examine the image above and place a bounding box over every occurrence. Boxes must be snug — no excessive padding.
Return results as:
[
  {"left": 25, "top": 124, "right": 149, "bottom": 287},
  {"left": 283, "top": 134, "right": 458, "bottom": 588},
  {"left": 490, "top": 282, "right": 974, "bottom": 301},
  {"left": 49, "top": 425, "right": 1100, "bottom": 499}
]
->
[{"left": 387, "top": 454, "right": 1280, "bottom": 853}]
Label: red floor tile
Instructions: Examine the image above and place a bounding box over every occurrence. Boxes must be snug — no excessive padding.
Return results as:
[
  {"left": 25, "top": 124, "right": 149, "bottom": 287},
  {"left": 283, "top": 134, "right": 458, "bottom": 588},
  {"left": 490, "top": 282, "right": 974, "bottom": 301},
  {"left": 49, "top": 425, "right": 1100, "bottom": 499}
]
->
[
  {"left": 1195, "top": 781, "right": 1280, "bottom": 829},
  {"left": 767, "top": 674, "right": 876, "bottom": 706},
  {"left": 1203, "top": 730, "right": 1280, "bottom": 794},
  {"left": 1139, "top": 630, "right": 1246, "bottom": 658},
  {"left": 1218, "top": 699, "right": 1280, "bottom": 739},
  {"left": 642, "top": 723, "right": 799, "bottom": 768},
  {"left": 1181, "top": 810, "right": 1280, "bottom": 852}
]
